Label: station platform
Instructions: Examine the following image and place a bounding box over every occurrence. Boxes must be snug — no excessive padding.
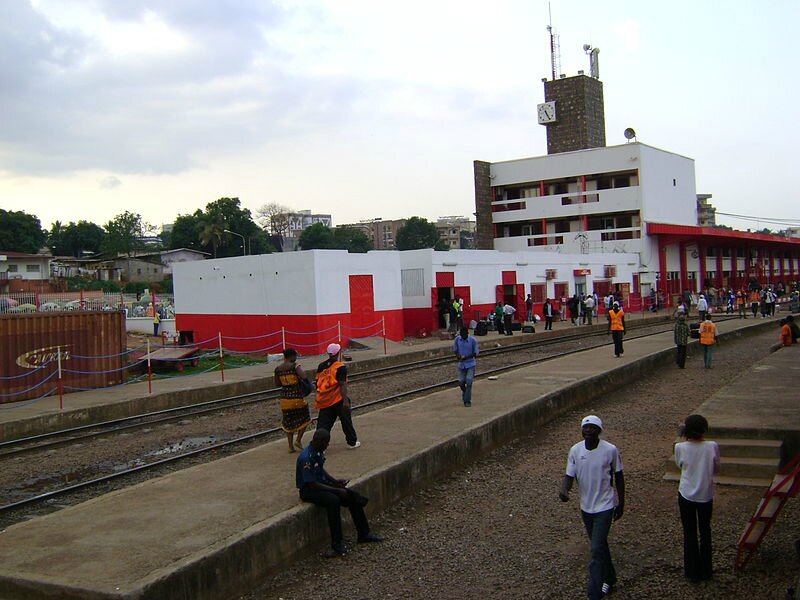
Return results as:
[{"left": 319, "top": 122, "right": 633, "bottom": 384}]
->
[
  {"left": 0, "top": 313, "right": 793, "bottom": 600},
  {"left": 0, "top": 310, "right": 672, "bottom": 443}
]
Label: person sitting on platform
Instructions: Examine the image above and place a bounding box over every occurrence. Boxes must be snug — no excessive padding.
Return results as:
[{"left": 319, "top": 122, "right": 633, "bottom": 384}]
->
[{"left": 296, "top": 428, "right": 383, "bottom": 557}]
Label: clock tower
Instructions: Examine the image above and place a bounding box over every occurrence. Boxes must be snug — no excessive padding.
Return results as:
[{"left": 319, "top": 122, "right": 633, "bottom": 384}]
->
[{"left": 540, "top": 74, "right": 606, "bottom": 155}]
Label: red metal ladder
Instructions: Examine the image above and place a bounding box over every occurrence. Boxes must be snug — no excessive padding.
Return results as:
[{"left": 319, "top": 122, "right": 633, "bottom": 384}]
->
[{"left": 735, "top": 453, "right": 800, "bottom": 572}]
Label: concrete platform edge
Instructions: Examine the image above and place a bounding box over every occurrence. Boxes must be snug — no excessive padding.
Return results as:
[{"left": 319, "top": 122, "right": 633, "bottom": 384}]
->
[{"left": 0, "top": 317, "right": 780, "bottom": 600}]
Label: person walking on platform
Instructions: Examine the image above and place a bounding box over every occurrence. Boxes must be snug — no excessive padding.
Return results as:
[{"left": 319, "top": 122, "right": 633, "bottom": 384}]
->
[
  {"left": 568, "top": 294, "right": 579, "bottom": 326},
  {"left": 543, "top": 298, "right": 555, "bottom": 331},
  {"left": 736, "top": 290, "right": 746, "bottom": 319},
  {"left": 699, "top": 315, "right": 718, "bottom": 369},
  {"left": 296, "top": 428, "right": 383, "bottom": 557},
  {"left": 274, "top": 348, "right": 312, "bottom": 453},
  {"left": 503, "top": 302, "right": 516, "bottom": 336},
  {"left": 749, "top": 289, "right": 760, "bottom": 319},
  {"left": 584, "top": 294, "right": 595, "bottom": 326},
  {"left": 453, "top": 326, "right": 479, "bottom": 407},
  {"left": 607, "top": 302, "right": 626, "bottom": 358},
  {"left": 696, "top": 294, "right": 708, "bottom": 322},
  {"left": 526, "top": 294, "right": 534, "bottom": 322},
  {"left": 494, "top": 301, "right": 505, "bottom": 335},
  {"left": 559, "top": 415, "right": 625, "bottom": 600},
  {"left": 674, "top": 313, "right": 690, "bottom": 369},
  {"left": 674, "top": 414, "right": 719, "bottom": 583},
  {"left": 315, "top": 343, "right": 360, "bottom": 449}
]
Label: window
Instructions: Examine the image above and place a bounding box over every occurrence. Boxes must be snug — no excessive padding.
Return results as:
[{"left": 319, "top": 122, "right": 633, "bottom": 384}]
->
[
  {"left": 554, "top": 220, "right": 570, "bottom": 234},
  {"left": 7, "top": 264, "right": 18, "bottom": 272},
  {"left": 137, "top": 268, "right": 142, "bottom": 275},
  {"left": 736, "top": 248, "right": 745, "bottom": 258},
  {"left": 401, "top": 268, "right": 425, "bottom": 297},
  {"left": 721, "top": 248, "right": 730, "bottom": 257},
  {"left": 613, "top": 175, "right": 630, "bottom": 188},
  {"left": 26, "top": 264, "right": 40, "bottom": 272},
  {"left": 530, "top": 283, "right": 546, "bottom": 303},
  {"left": 706, "top": 248, "right": 717, "bottom": 257}
]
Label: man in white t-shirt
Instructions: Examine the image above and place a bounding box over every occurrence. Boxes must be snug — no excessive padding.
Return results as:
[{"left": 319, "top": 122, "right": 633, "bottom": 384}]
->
[{"left": 559, "top": 415, "right": 625, "bottom": 600}]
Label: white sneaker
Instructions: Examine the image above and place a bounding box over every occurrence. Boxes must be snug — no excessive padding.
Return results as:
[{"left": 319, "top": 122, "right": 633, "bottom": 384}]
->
[{"left": 347, "top": 441, "right": 361, "bottom": 449}]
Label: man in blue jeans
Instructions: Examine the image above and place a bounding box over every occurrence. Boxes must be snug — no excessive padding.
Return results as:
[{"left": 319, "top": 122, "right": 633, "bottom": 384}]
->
[
  {"left": 453, "top": 326, "right": 479, "bottom": 407},
  {"left": 559, "top": 415, "right": 626, "bottom": 599}
]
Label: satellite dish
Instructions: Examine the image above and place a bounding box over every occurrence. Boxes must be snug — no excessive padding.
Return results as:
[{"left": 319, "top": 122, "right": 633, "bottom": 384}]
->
[{"left": 623, "top": 127, "right": 637, "bottom": 141}]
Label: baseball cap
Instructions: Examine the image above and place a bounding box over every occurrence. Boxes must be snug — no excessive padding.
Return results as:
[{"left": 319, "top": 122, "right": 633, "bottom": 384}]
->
[
  {"left": 581, "top": 415, "right": 603, "bottom": 430},
  {"left": 326, "top": 343, "right": 341, "bottom": 355}
]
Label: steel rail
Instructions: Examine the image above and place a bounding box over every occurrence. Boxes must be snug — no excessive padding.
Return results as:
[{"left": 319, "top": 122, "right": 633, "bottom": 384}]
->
[
  {"left": 0, "top": 316, "right": 732, "bottom": 459},
  {"left": 0, "top": 320, "right": 713, "bottom": 515}
]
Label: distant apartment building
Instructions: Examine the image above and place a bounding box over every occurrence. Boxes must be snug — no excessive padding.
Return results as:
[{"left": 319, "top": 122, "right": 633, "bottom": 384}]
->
[
  {"left": 339, "top": 218, "right": 407, "bottom": 250},
  {"left": 281, "top": 210, "right": 333, "bottom": 251},
  {"left": 436, "top": 216, "right": 476, "bottom": 249},
  {"left": 696, "top": 194, "right": 716, "bottom": 227}
]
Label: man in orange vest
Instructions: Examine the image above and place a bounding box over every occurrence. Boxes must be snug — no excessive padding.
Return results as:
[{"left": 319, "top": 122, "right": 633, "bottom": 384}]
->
[
  {"left": 736, "top": 290, "right": 746, "bottom": 319},
  {"left": 315, "top": 343, "right": 360, "bottom": 449},
  {"left": 699, "top": 315, "right": 718, "bottom": 369},
  {"left": 607, "top": 302, "right": 625, "bottom": 358}
]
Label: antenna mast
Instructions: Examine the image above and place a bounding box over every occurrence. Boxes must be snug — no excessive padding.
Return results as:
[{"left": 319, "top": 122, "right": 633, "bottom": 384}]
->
[{"left": 546, "top": 3, "right": 561, "bottom": 81}]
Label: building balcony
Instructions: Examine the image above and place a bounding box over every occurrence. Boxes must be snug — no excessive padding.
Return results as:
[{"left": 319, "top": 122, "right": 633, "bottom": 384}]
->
[{"left": 491, "top": 186, "right": 641, "bottom": 223}]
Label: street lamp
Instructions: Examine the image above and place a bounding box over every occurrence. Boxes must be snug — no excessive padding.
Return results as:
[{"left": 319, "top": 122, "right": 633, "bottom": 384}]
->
[{"left": 224, "top": 229, "right": 246, "bottom": 255}]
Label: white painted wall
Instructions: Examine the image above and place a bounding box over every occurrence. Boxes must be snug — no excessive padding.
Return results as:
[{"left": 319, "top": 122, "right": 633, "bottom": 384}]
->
[
  {"left": 174, "top": 250, "right": 405, "bottom": 317},
  {"left": 638, "top": 144, "right": 696, "bottom": 225},
  {"left": 490, "top": 143, "right": 643, "bottom": 185}
]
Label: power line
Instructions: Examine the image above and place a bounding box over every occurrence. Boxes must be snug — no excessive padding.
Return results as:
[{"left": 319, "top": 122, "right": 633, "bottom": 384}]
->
[{"left": 716, "top": 211, "right": 800, "bottom": 226}]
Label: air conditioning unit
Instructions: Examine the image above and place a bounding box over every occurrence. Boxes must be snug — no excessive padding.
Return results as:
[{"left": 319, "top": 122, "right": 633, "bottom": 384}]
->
[
  {"left": 545, "top": 269, "right": 557, "bottom": 280},
  {"left": 604, "top": 265, "right": 617, "bottom": 278}
]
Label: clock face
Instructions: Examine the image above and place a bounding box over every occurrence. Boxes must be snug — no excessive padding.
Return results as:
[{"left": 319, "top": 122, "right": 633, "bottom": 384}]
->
[{"left": 537, "top": 101, "right": 556, "bottom": 124}]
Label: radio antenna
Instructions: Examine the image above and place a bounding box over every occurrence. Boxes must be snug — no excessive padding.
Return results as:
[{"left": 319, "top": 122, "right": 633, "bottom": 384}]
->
[{"left": 546, "top": 3, "right": 561, "bottom": 81}]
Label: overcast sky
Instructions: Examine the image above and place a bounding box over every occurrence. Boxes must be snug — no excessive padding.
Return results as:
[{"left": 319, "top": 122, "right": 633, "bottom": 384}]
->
[{"left": 1, "top": 0, "right": 798, "bottom": 233}]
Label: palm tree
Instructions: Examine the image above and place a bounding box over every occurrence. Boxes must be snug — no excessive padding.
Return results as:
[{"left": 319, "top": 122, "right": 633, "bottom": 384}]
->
[{"left": 199, "top": 222, "right": 225, "bottom": 258}]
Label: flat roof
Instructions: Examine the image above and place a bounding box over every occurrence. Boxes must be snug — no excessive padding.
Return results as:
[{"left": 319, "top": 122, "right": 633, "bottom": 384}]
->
[{"left": 480, "top": 141, "right": 694, "bottom": 167}]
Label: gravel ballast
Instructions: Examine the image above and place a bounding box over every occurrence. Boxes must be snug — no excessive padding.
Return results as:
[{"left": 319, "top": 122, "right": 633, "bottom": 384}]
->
[{"left": 250, "top": 327, "right": 800, "bottom": 600}]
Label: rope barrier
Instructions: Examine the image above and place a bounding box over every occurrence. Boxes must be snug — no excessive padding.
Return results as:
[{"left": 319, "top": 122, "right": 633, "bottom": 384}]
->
[
  {"left": 283, "top": 323, "right": 339, "bottom": 336},
  {"left": 222, "top": 330, "right": 282, "bottom": 341},
  {"left": 0, "top": 386, "right": 58, "bottom": 409},
  {"left": 0, "top": 362, "right": 53, "bottom": 380},
  {"left": 0, "top": 370, "right": 59, "bottom": 398}
]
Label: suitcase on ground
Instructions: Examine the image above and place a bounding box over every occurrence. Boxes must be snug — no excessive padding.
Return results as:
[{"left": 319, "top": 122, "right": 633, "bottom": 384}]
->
[
  {"left": 521, "top": 325, "right": 535, "bottom": 333},
  {"left": 511, "top": 322, "right": 522, "bottom": 331},
  {"left": 474, "top": 321, "right": 488, "bottom": 336}
]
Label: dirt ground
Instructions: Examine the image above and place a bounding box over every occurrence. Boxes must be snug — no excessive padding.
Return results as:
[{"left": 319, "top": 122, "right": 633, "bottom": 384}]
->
[{"left": 247, "top": 327, "right": 799, "bottom": 600}]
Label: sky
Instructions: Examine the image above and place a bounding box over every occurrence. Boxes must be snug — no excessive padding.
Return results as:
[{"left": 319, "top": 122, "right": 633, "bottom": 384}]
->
[{"left": 1, "top": 0, "right": 798, "bottom": 233}]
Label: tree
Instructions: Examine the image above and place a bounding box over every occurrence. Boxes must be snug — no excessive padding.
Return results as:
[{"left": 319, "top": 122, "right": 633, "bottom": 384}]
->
[
  {"left": 47, "top": 220, "right": 66, "bottom": 255},
  {"left": 0, "top": 209, "right": 47, "bottom": 253},
  {"left": 333, "top": 226, "right": 373, "bottom": 253},
  {"left": 256, "top": 202, "right": 291, "bottom": 237},
  {"left": 298, "top": 222, "right": 335, "bottom": 250},
  {"left": 199, "top": 222, "right": 226, "bottom": 258},
  {"left": 169, "top": 212, "right": 205, "bottom": 251},
  {"left": 102, "top": 211, "right": 154, "bottom": 257},
  {"left": 169, "top": 198, "right": 273, "bottom": 257},
  {"left": 395, "top": 216, "right": 449, "bottom": 251},
  {"left": 203, "top": 197, "right": 271, "bottom": 257},
  {"left": 62, "top": 221, "right": 105, "bottom": 257}
]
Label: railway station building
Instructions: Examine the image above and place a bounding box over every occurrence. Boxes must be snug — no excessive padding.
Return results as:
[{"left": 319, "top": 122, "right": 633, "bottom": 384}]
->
[
  {"left": 473, "top": 70, "right": 800, "bottom": 308},
  {"left": 174, "top": 67, "right": 799, "bottom": 353}
]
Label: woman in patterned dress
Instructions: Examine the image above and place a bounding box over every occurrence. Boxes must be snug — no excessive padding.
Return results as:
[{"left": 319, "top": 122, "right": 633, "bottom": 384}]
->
[{"left": 273, "top": 348, "right": 312, "bottom": 452}]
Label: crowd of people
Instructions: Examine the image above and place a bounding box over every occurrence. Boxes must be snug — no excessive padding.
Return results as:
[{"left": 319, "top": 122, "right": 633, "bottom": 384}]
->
[{"left": 279, "top": 282, "right": 797, "bottom": 572}]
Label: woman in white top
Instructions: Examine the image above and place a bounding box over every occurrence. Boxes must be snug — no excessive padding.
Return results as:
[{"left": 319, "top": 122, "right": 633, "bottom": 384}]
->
[{"left": 674, "top": 414, "right": 720, "bottom": 582}]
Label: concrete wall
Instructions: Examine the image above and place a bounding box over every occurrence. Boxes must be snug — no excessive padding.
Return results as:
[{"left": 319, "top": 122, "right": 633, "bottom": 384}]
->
[{"left": 639, "top": 144, "right": 696, "bottom": 225}]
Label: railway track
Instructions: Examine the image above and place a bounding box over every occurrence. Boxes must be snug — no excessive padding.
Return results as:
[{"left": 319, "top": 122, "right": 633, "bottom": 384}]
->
[{"left": 0, "top": 315, "right": 740, "bottom": 517}]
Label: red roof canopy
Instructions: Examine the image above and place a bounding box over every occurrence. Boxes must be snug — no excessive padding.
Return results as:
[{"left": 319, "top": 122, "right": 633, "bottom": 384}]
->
[{"left": 646, "top": 223, "right": 800, "bottom": 248}]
